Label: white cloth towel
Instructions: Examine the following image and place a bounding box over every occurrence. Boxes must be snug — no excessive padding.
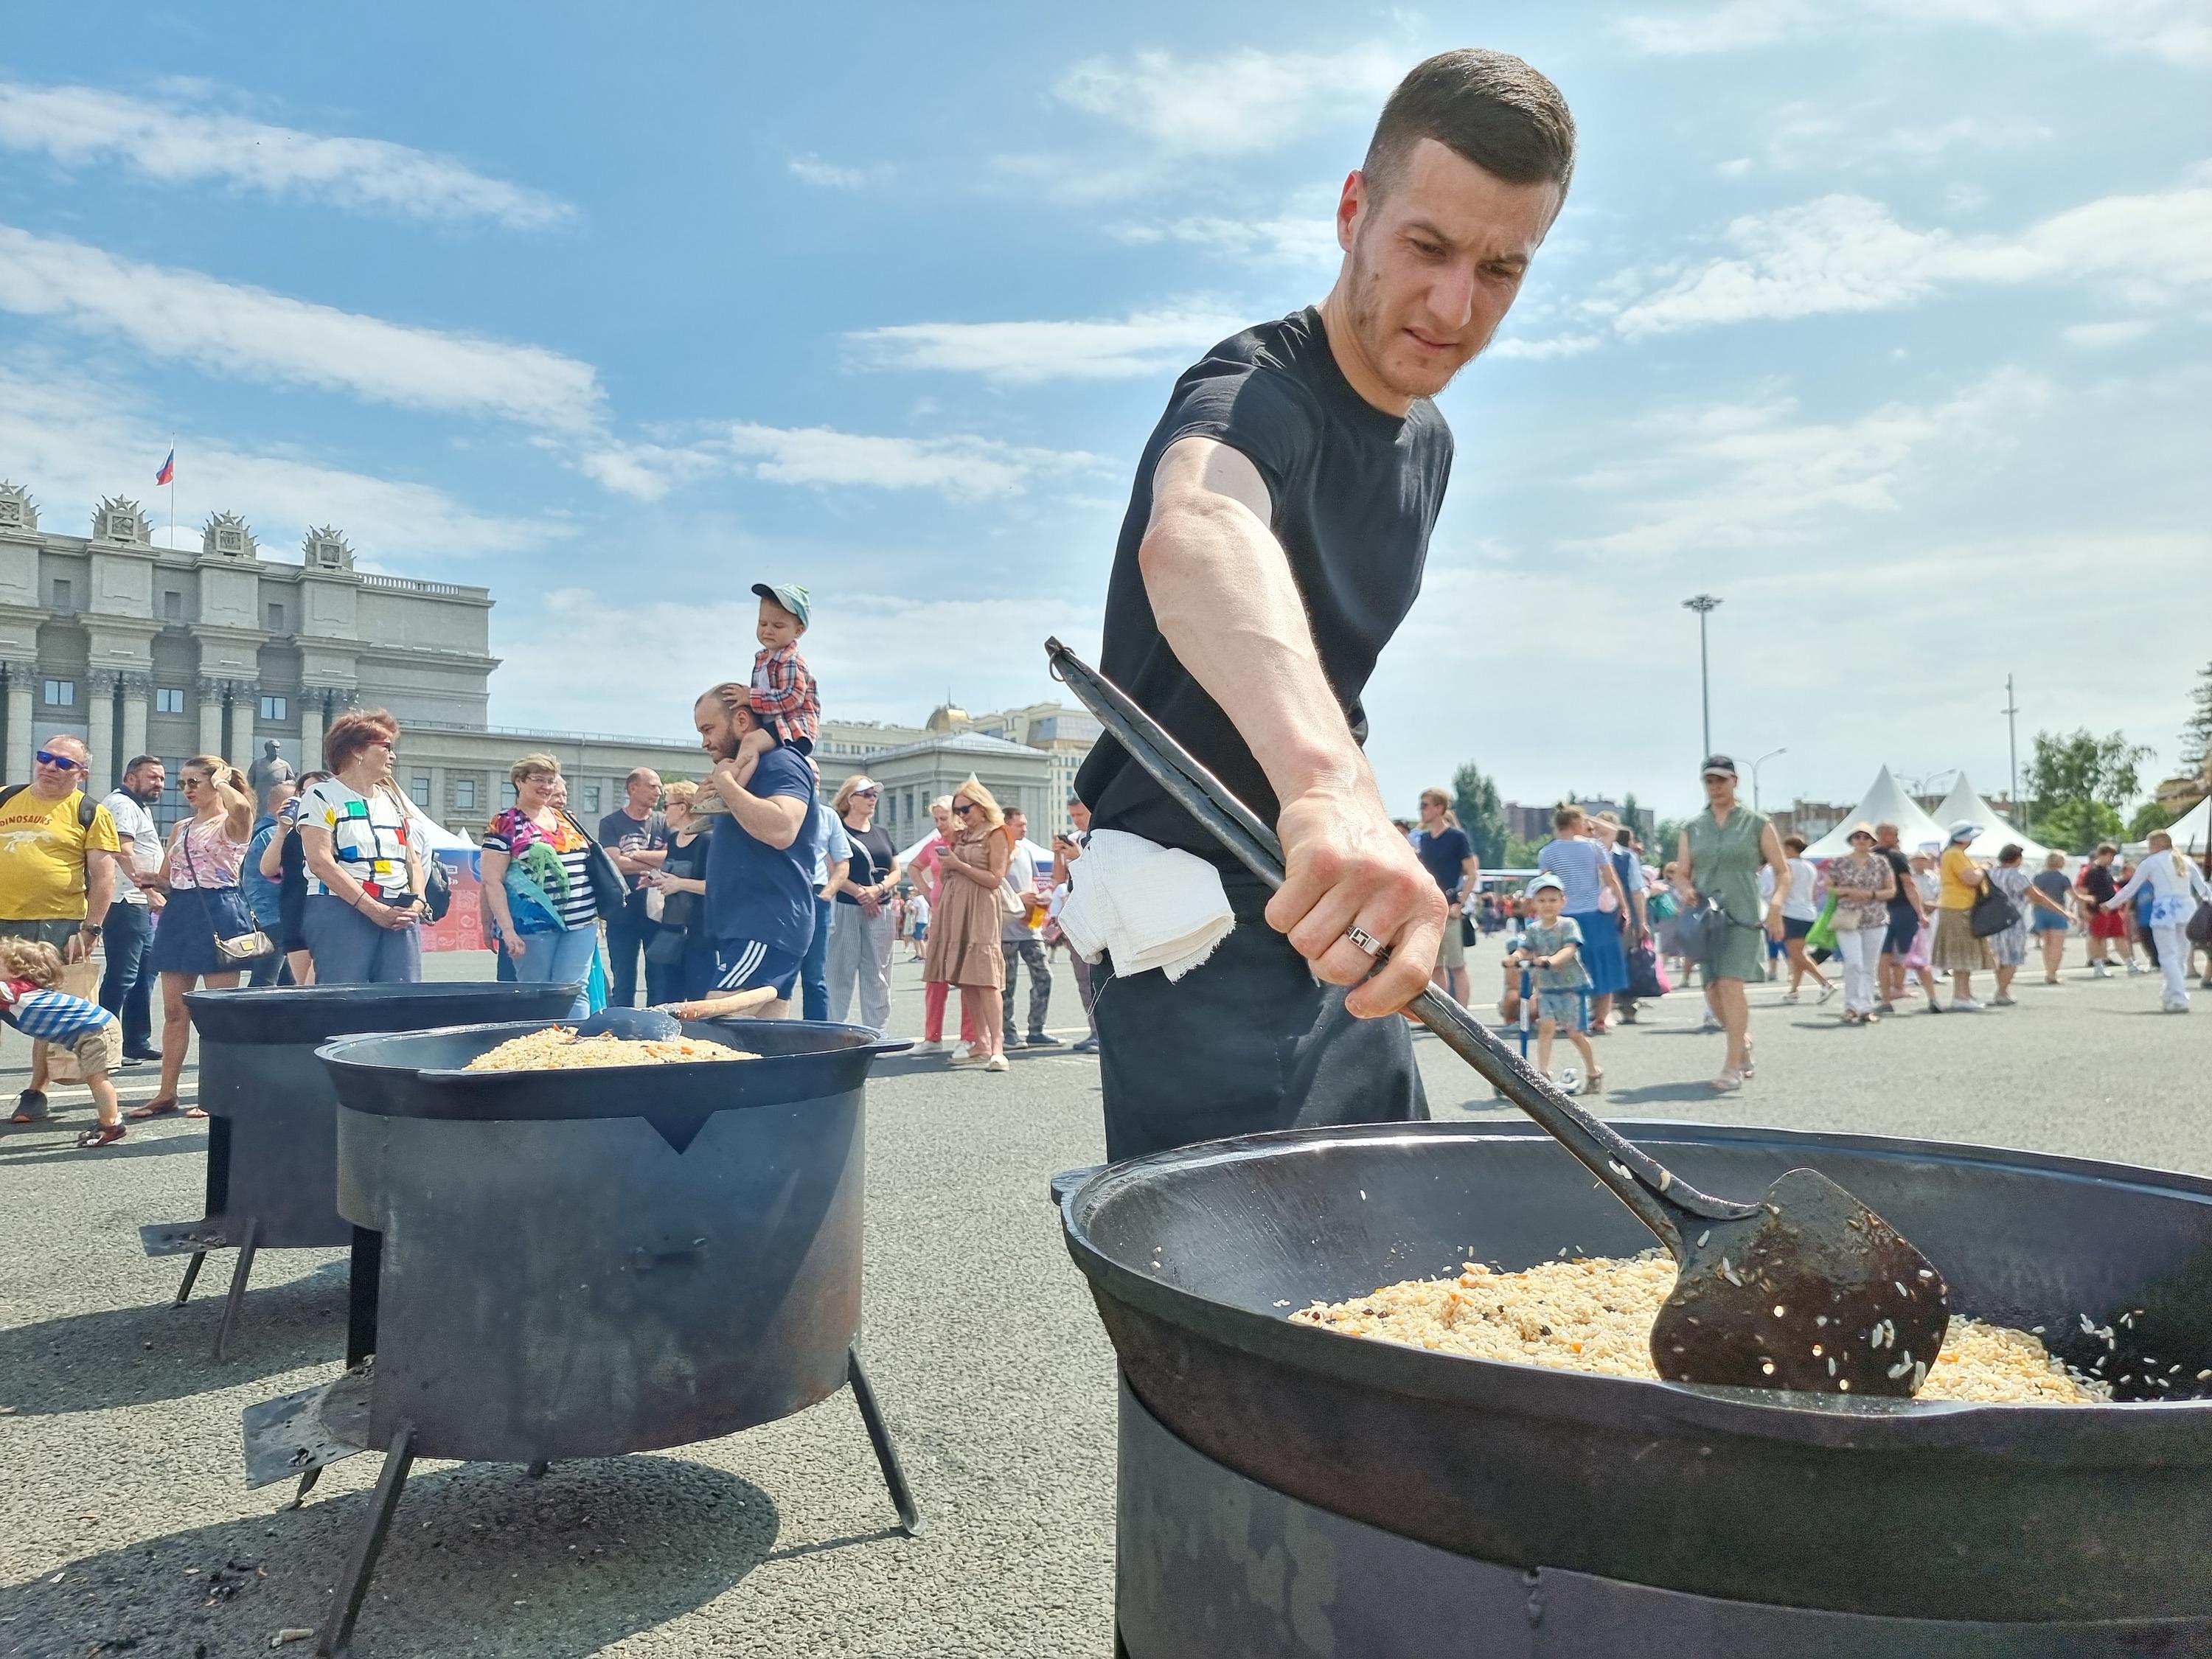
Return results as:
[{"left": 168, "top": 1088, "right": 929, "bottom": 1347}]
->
[{"left": 1057, "top": 828, "right": 1234, "bottom": 982}]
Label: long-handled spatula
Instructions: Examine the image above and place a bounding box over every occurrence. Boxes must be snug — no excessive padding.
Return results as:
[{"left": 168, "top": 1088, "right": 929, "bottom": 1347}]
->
[{"left": 1046, "top": 638, "right": 1948, "bottom": 1397}]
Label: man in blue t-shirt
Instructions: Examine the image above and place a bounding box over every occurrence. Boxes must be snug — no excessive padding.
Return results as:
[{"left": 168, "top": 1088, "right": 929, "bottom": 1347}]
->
[
  {"left": 691, "top": 685, "right": 823, "bottom": 1015},
  {"left": 1413, "top": 787, "right": 1476, "bottom": 1002}
]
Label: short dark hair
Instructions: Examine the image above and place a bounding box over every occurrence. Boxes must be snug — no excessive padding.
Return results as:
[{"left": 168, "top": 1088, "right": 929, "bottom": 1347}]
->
[
  {"left": 124, "top": 754, "right": 161, "bottom": 776},
  {"left": 1364, "top": 50, "right": 1576, "bottom": 203},
  {"left": 1784, "top": 834, "right": 1807, "bottom": 854}
]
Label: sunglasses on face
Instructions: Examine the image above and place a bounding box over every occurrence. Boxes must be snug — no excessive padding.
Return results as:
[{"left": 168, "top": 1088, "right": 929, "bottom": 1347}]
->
[
  {"left": 34, "top": 750, "right": 81, "bottom": 771},
  {"left": 953, "top": 802, "right": 975, "bottom": 816},
  {"left": 854, "top": 789, "right": 878, "bottom": 800}
]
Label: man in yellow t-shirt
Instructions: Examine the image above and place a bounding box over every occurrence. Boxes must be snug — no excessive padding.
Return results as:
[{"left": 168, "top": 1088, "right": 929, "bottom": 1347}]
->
[{"left": 1, "top": 735, "right": 122, "bottom": 1122}]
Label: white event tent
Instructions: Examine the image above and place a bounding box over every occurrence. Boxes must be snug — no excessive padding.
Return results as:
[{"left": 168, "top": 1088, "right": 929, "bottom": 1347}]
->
[
  {"left": 1801, "top": 767, "right": 1949, "bottom": 860},
  {"left": 2161, "top": 793, "right": 2209, "bottom": 854},
  {"left": 1928, "top": 772, "right": 2053, "bottom": 863}
]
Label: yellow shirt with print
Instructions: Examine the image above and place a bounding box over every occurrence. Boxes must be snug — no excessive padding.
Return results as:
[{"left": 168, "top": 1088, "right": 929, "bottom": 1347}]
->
[
  {"left": 1938, "top": 846, "right": 1981, "bottom": 911},
  {"left": 0, "top": 789, "right": 122, "bottom": 921}
]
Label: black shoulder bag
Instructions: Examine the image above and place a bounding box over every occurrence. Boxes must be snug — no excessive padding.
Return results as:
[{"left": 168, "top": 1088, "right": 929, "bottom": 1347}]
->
[{"left": 560, "top": 810, "right": 629, "bottom": 921}]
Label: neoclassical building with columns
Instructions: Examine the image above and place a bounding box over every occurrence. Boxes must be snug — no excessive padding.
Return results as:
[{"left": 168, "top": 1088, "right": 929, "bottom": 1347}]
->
[
  {"left": 1, "top": 481, "right": 1092, "bottom": 841},
  {"left": 0, "top": 483, "right": 495, "bottom": 825}
]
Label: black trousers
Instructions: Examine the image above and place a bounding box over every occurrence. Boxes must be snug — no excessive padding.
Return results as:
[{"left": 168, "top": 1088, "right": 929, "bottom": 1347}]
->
[
  {"left": 1096, "top": 872, "right": 1427, "bottom": 1164},
  {"left": 603, "top": 902, "right": 655, "bottom": 1008}
]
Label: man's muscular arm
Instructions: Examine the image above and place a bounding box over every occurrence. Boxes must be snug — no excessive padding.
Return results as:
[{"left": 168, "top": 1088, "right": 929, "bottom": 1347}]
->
[{"left": 1138, "top": 434, "right": 1442, "bottom": 1015}]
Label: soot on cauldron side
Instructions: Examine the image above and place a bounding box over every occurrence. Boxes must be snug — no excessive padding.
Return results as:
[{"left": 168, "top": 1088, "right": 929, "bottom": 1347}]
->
[{"left": 240, "top": 1015, "right": 921, "bottom": 1658}]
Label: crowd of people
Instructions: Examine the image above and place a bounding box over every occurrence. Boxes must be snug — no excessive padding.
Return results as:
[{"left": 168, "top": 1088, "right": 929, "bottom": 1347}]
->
[
  {"left": 0, "top": 583, "right": 1127, "bottom": 1141},
  {"left": 1408, "top": 754, "right": 2212, "bottom": 1097}
]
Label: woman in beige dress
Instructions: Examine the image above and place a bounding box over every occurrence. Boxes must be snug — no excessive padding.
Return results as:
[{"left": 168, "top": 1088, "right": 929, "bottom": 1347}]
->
[{"left": 924, "top": 778, "right": 1012, "bottom": 1072}]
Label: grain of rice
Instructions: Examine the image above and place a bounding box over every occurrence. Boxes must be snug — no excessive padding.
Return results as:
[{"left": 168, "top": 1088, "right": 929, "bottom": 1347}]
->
[
  {"left": 1290, "top": 1251, "right": 2110, "bottom": 1405},
  {"left": 463, "top": 1027, "right": 757, "bottom": 1071}
]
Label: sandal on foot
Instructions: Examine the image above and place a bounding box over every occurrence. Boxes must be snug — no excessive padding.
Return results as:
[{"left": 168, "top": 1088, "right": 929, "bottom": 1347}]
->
[
  {"left": 10, "top": 1090, "right": 49, "bottom": 1124},
  {"left": 1583, "top": 1071, "right": 1604, "bottom": 1095},
  {"left": 76, "top": 1123, "right": 127, "bottom": 1149},
  {"left": 126, "top": 1097, "right": 197, "bottom": 1120},
  {"left": 1711, "top": 1068, "right": 1745, "bottom": 1093}
]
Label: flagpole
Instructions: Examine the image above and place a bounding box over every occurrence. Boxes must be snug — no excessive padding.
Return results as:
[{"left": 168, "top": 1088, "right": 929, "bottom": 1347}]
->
[{"left": 169, "top": 434, "right": 175, "bottom": 547}]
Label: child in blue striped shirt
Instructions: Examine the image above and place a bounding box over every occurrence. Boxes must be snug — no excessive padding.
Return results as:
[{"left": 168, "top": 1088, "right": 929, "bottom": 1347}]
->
[{"left": 1, "top": 937, "right": 124, "bottom": 1147}]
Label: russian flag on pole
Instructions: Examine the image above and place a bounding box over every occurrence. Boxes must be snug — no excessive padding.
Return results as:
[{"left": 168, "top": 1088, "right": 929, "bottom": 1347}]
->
[{"left": 154, "top": 449, "right": 175, "bottom": 486}]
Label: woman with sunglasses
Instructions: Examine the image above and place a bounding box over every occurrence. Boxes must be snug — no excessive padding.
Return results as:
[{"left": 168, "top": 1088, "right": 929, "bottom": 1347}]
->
[
  {"left": 128, "top": 754, "right": 256, "bottom": 1119},
  {"left": 823, "top": 774, "right": 902, "bottom": 1034},
  {"left": 922, "top": 779, "right": 1012, "bottom": 1071}
]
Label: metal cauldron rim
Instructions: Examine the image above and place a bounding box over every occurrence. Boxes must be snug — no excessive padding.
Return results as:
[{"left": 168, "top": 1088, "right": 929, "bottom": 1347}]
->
[{"left": 1062, "top": 1118, "right": 2212, "bottom": 1458}]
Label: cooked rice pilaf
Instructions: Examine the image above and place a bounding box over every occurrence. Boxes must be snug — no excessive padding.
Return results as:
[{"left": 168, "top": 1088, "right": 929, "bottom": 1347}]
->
[
  {"left": 1291, "top": 1251, "right": 2108, "bottom": 1405},
  {"left": 464, "top": 1027, "right": 757, "bottom": 1071}
]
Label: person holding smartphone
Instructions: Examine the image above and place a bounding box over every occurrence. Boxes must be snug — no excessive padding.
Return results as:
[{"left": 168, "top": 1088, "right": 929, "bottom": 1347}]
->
[{"left": 296, "top": 709, "right": 428, "bottom": 985}]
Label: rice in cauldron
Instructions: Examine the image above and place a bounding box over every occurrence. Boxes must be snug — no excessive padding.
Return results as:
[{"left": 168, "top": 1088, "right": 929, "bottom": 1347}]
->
[
  {"left": 463, "top": 1026, "right": 757, "bottom": 1071},
  {"left": 1291, "top": 1251, "right": 2107, "bottom": 1405}
]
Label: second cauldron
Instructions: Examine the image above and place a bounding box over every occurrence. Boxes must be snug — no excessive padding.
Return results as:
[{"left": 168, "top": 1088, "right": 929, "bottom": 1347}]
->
[{"left": 242, "top": 1015, "right": 921, "bottom": 1658}]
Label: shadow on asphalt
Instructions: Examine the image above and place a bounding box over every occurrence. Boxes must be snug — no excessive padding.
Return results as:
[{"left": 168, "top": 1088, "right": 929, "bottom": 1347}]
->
[
  {"left": 0, "top": 1455, "right": 779, "bottom": 1659},
  {"left": 0, "top": 1259, "right": 348, "bottom": 1416},
  {"left": 1603, "top": 1082, "right": 1734, "bottom": 1105},
  {"left": 0, "top": 1126, "right": 206, "bottom": 1166}
]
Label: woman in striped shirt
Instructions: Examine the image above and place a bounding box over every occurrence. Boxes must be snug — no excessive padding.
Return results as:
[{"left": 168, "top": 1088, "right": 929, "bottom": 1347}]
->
[{"left": 479, "top": 753, "right": 602, "bottom": 1018}]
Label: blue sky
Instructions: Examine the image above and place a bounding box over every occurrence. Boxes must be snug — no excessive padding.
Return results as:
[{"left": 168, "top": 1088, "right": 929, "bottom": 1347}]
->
[{"left": 2, "top": 2, "right": 2206, "bottom": 816}]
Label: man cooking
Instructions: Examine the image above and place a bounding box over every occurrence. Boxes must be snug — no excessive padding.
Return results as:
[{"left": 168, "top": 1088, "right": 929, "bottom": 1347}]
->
[{"left": 1074, "top": 49, "right": 1576, "bottom": 1161}]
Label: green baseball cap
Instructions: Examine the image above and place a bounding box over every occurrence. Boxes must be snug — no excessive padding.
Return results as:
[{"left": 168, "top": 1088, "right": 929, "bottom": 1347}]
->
[{"left": 751, "top": 582, "right": 811, "bottom": 627}]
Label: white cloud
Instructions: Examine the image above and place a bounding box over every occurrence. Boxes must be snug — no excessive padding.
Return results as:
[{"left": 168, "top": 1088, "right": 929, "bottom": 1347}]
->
[
  {"left": 0, "top": 367, "right": 557, "bottom": 563},
  {"left": 846, "top": 303, "right": 1247, "bottom": 383},
  {"left": 0, "top": 224, "right": 605, "bottom": 431},
  {"left": 2062, "top": 319, "right": 2155, "bottom": 347},
  {"left": 1487, "top": 332, "right": 1602, "bottom": 361},
  {"left": 1054, "top": 44, "right": 1402, "bottom": 158},
  {"left": 1750, "top": 108, "right": 2052, "bottom": 173},
  {"left": 787, "top": 154, "right": 869, "bottom": 189},
  {"left": 1107, "top": 204, "right": 1342, "bottom": 270},
  {"left": 0, "top": 80, "right": 571, "bottom": 228},
  {"left": 1621, "top": 0, "right": 2212, "bottom": 66},
  {"left": 1568, "top": 369, "right": 2051, "bottom": 556},
  {"left": 579, "top": 424, "right": 1099, "bottom": 503},
  {"left": 1606, "top": 183, "right": 2212, "bottom": 335}
]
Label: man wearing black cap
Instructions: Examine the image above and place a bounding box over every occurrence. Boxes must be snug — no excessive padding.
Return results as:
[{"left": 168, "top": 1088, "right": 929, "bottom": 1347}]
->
[{"left": 1074, "top": 50, "right": 1577, "bottom": 1161}]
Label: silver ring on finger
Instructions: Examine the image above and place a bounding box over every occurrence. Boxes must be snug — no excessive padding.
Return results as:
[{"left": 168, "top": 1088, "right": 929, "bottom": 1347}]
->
[{"left": 1346, "top": 925, "right": 1386, "bottom": 959}]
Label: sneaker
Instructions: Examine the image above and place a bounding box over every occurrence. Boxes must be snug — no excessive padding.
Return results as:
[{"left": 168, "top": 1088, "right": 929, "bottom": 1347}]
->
[
  {"left": 1874, "top": 1000, "right": 1896, "bottom": 1015},
  {"left": 947, "top": 1050, "right": 992, "bottom": 1069},
  {"left": 1070, "top": 1035, "right": 1099, "bottom": 1054},
  {"left": 1990, "top": 993, "right": 2016, "bottom": 1006},
  {"left": 1697, "top": 1012, "right": 1722, "bottom": 1034},
  {"left": 2092, "top": 964, "right": 2111, "bottom": 978},
  {"left": 1780, "top": 990, "right": 1800, "bottom": 1004},
  {"left": 911, "top": 1039, "right": 949, "bottom": 1055},
  {"left": 1951, "top": 996, "right": 1984, "bottom": 1012},
  {"left": 122, "top": 1048, "right": 163, "bottom": 1065},
  {"left": 1816, "top": 984, "right": 1837, "bottom": 1005},
  {"left": 1924, "top": 999, "right": 1943, "bottom": 1013},
  {"left": 983, "top": 1054, "right": 1011, "bottom": 1072},
  {"left": 2126, "top": 961, "right": 2148, "bottom": 975},
  {"left": 1025, "top": 1032, "right": 1062, "bottom": 1047}
]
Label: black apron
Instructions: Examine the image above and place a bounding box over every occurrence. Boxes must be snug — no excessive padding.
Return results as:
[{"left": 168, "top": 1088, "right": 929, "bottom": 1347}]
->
[{"left": 1094, "top": 871, "right": 1427, "bottom": 1164}]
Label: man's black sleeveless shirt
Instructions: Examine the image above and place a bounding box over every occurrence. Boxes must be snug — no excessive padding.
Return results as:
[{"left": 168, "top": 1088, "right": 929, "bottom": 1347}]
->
[{"left": 1074, "top": 305, "right": 1453, "bottom": 859}]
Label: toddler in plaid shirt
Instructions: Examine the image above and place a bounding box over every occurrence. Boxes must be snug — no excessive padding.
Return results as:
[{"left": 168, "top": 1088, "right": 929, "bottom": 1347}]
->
[
  {"left": 737, "top": 580, "right": 818, "bottom": 788},
  {"left": 0, "top": 936, "right": 125, "bottom": 1147}
]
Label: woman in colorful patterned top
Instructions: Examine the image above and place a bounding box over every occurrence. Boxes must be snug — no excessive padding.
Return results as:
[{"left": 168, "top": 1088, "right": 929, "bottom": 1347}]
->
[
  {"left": 479, "top": 752, "right": 601, "bottom": 1018},
  {"left": 299, "top": 709, "right": 426, "bottom": 987},
  {"left": 132, "top": 754, "right": 256, "bottom": 1119},
  {"left": 1824, "top": 824, "right": 1896, "bottom": 1024}
]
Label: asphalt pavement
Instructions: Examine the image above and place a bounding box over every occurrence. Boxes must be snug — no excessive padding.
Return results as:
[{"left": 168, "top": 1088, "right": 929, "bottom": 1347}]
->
[{"left": 1, "top": 942, "right": 2203, "bottom": 1658}]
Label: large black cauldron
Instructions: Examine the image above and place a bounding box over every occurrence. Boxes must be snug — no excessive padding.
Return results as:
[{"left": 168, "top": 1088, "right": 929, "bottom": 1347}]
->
[
  {"left": 1063, "top": 1120, "right": 2212, "bottom": 1655},
  {"left": 144, "top": 982, "right": 579, "bottom": 1358},
  {"left": 242, "top": 1017, "right": 920, "bottom": 1658}
]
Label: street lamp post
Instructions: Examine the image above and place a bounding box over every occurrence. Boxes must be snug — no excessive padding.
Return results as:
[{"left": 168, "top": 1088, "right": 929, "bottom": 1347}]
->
[
  {"left": 1751, "top": 746, "right": 1787, "bottom": 814},
  {"left": 1683, "top": 594, "right": 1722, "bottom": 757}
]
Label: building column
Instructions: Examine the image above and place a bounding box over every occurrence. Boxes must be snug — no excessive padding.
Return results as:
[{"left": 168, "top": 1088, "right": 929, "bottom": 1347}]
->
[
  {"left": 119, "top": 674, "right": 150, "bottom": 779},
  {"left": 4, "top": 664, "right": 33, "bottom": 784},
  {"left": 195, "top": 675, "right": 225, "bottom": 761},
  {"left": 299, "top": 690, "right": 326, "bottom": 773},
  {"left": 88, "top": 669, "right": 122, "bottom": 787}
]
